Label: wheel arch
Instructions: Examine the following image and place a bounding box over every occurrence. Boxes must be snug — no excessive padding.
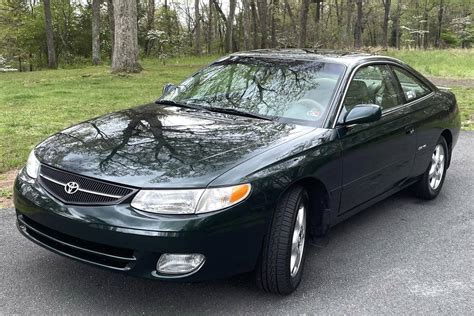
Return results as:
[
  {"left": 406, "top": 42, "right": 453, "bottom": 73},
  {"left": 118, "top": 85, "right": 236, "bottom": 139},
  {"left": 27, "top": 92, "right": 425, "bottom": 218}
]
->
[
  {"left": 279, "top": 177, "right": 331, "bottom": 237},
  {"left": 441, "top": 129, "right": 453, "bottom": 168}
]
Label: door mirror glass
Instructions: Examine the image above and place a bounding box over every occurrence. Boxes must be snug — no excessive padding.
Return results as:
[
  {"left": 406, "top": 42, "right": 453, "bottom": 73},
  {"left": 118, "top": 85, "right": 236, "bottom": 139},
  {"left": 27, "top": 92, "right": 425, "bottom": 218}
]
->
[
  {"left": 343, "top": 104, "right": 382, "bottom": 125},
  {"left": 162, "top": 83, "right": 177, "bottom": 96}
]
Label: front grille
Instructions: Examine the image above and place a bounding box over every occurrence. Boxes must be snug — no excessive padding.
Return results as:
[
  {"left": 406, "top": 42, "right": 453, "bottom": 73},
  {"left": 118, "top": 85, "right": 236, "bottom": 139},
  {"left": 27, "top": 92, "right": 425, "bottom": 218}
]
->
[
  {"left": 17, "top": 215, "right": 136, "bottom": 270},
  {"left": 38, "top": 164, "right": 136, "bottom": 205}
]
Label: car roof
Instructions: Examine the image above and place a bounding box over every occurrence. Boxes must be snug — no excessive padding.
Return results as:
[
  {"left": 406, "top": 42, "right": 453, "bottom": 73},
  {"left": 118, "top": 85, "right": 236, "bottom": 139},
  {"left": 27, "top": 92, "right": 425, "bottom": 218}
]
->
[{"left": 230, "top": 49, "right": 402, "bottom": 67}]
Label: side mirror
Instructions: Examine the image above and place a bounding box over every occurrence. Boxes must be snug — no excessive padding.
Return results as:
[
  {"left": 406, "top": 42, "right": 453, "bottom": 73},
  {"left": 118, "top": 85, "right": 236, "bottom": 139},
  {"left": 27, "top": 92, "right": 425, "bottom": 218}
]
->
[
  {"left": 162, "top": 83, "right": 177, "bottom": 96},
  {"left": 343, "top": 104, "right": 382, "bottom": 125}
]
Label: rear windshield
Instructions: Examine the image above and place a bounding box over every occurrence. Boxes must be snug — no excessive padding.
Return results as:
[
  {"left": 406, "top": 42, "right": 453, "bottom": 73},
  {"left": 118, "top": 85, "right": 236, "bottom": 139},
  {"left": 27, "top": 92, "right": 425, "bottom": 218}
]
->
[{"left": 163, "top": 57, "right": 346, "bottom": 126}]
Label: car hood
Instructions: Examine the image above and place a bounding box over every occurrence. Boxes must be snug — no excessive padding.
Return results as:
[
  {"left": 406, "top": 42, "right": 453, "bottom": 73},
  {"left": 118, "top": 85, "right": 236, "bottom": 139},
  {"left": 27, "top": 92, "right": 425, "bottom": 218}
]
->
[{"left": 35, "top": 103, "right": 313, "bottom": 188}]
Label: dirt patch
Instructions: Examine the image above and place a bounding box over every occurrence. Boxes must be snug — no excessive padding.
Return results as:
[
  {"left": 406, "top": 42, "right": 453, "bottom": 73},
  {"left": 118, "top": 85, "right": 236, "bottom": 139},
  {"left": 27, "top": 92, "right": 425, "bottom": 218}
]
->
[
  {"left": 427, "top": 77, "right": 474, "bottom": 89},
  {"left": 0, "top": 169, "right": 18, "bottom": 208}
]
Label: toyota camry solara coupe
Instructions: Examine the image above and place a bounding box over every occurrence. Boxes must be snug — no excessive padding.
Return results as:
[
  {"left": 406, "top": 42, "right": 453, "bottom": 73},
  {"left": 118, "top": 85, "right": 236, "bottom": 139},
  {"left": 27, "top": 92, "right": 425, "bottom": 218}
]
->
[{"left": 14, "top": 50, "right": 460, "bottom": 294}]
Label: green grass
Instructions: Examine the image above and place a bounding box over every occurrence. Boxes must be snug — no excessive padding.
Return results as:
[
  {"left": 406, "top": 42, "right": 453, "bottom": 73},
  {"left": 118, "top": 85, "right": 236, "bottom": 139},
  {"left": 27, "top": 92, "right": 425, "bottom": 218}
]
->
[
  {"left": 385, "top": 49, "right": 474, "bottom": 78},
  {"left": 452, "top": 87, "right": 474, "bottom": 130},
  {"left": 0, "top": 52, "right": 473, "bottom": 174}
]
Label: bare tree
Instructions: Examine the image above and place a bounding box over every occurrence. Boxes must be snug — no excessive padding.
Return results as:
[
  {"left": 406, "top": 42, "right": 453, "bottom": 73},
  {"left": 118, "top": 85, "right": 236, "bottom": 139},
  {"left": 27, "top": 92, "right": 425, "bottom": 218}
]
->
[
  {"left": 381, "top": 0, "right": 391, "bottom": 49},
  {"left": 270, "top": 0, "right": 276, "bottom": 47},
  {"left": 250, "top": 0, "right": 259, "bottom": 49},
  {"left": 242, "top": 0, "right": 251, "bottom": 50},
  {"left": 298, "top": 0, "right": 310, "bottom": 47},
  {"left": 164, "top": 0, "right": 171, "bottom": 36},
  {"left": 225, "top": 0, "right": 236, "bottom": 52},
  {"left": 207, "top": 0, "right": 212, "bottom": 53},
  {"left": 391, "top": 0, "right": 402, "bottom": 49},
  {"left": 435, "top": 0, "right": 444, "bottom": 48},
  {"left": 354, "top": 0, "right": 363, "bottom": 49},
  {"left": 257, "top": 0, "right": 268, "bottom": 48},
  {"left": 144, "top": 0, "right": 155, "bottom": 55},
  {"left": 92, "top": 0, "right": 101, "bottom": 65},
  {"left": 43, "top": 0, "right": 57, "bottom": 69},
  {"left": 283, "top": 0, "right": 296, "bottom": 34},
  {"left": 111, "top": 0, "right": 141, "bottom": 73},
  {"left": 345, "top": 0, "right": 353, "bottom": 43},
  {"left": 107, "top": 0, "right": 115, "bottom": 58},
  {"left": 194, "top": 0, "right": 201, "bottom": 54}
]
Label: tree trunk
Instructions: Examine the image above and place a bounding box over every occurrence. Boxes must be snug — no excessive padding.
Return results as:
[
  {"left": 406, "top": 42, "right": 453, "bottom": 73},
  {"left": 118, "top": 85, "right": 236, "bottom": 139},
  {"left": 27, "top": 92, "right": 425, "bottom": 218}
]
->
[
  {"left": 435, "top": 0, "right": 444, "bottom": 48},
  {"left": 194, "top": 0, "right": 201, "bottom": 54},
  {"left": 298, "top": 0, "right": 310, "bottom": 48},
  {"left": 92, "top": 0, "right": 101, "bottom": 65},
  {"left": 108, "top": 0, "right": 115, "bottom": 58},
  {"left": 390, "top": 0, "right": 401, "bottom": 49},
  {"left": 345, "top": 0, "right": 353, "bottom": 43},
  {"left": 224, "top": 0, "right": 236, "bottom": 52},
  {"left": 144, "top": 0, "right": 155, "bottom": 55},
  {"left": 283, "top": 0, "right": 296, "bottom": 32},
  {"left": 43, "top": 0, "right": 57, "bottom": 69},
  {"left": 284, "top": 0, "right": 298, "bottom": 47},
  {"left": 164, "top": 0, "right": 171, "bottom": 36},
  {"left": 270, "top": 0, "right": 276, "bottom": 48},
  {"left": 354, "top": 0, "right": 363, "bottom": 49},
  {"left": 257, "top": 0, "right": 268, "bottom": 48},
  {"left": 211, "top": 0, "right": 228, "bottom": 52},
  {"left": 242, "top": 0, "right": 251, "bottom": 50},
  {"left": 207, "top": 0, "right": 212, "bottom": 53},
  {"left": 314, "top": 0, "right": 322, "bottom": 43},
  {"left": 111, "top": 0, "right": 141, "bottom": 73},
  {"left": 423, "top": 4, "right": 429, "bottom": 49},
  {"left": 381, "top": 0, "right": 390, "bottom": 48},
  {"left": 250, "top": 0, "right": 259, "bottom": 49}
]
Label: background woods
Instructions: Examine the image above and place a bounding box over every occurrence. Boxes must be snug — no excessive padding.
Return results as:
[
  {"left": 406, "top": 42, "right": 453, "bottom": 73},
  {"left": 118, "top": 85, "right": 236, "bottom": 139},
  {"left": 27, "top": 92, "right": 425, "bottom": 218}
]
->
[{"left": 0, "top": 0, "right": 472, "bottom": 72}]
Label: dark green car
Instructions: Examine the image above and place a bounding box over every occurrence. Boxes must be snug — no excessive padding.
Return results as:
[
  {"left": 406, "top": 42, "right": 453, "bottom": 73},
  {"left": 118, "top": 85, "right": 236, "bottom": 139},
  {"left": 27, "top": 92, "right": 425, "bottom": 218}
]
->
[{"left": 14, "top": 50, "right": 460, "bottom": 294}]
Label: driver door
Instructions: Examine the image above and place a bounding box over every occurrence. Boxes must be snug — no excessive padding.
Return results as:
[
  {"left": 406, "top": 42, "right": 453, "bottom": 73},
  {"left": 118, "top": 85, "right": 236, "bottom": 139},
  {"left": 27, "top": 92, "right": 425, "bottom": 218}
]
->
[{"left": 337, "top": 64, "right": 417, "bottom": 214}]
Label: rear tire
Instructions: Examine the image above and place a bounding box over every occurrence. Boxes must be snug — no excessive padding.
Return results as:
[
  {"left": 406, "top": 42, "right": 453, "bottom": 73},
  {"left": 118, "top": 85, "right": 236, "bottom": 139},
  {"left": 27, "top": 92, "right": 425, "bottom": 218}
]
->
[
  {"left": 413, "top": 136, "right": 448, "bottom": 200},
  {"left": 256, "top": 186, "right": 308, "bottom": 295}
]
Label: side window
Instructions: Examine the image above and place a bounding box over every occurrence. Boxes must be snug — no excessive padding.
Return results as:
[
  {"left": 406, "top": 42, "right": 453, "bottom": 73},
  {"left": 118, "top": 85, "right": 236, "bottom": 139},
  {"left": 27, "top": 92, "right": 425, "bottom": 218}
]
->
[
  {"left": 343, "top": 65, "right": 403, "bottom": 113},
  {"left": 392, "top": 66, "right": 431, "bottom": 102}
]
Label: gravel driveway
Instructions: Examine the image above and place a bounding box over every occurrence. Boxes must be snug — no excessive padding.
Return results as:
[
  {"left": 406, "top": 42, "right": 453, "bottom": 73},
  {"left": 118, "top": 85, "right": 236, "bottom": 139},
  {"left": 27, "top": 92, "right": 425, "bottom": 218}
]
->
[{"left": 0, "top": 132, "right": 472, "bottom": 315}]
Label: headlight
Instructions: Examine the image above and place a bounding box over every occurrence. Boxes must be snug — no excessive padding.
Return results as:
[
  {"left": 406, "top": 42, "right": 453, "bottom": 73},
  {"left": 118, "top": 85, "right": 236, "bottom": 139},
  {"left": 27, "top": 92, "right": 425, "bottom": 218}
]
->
[
  {"left": 25, "top": 150, "right": 40, "bottom": 179},
  {"left": 131, "top": 183, "right": 251, "bottom": 215}
]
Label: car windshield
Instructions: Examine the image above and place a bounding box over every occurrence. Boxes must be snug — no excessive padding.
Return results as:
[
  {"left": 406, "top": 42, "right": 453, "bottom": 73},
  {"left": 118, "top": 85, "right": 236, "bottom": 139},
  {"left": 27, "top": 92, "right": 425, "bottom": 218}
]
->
[{"left": 161, "top": 56, "right": 346, "bottom": 126}]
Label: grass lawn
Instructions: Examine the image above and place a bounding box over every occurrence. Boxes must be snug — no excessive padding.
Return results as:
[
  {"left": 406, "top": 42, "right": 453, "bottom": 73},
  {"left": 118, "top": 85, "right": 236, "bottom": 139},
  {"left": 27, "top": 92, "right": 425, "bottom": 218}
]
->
[
  {"left": 0, "top": 50, "right": 473, "bottom": 177},
  {"left": 385, "top": 49, "right": 474, "bottom": 78}
]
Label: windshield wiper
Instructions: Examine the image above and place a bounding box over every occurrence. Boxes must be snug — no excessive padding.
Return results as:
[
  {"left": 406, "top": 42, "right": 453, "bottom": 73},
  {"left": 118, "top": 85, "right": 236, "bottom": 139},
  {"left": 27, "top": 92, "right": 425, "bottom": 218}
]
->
[
  {"left": 204, "top": 106, "right": 274, "bottom": 121},
  {"left": 155, "top": 99, "right": 204, "bottom": 110},
  {"left": 156, "top": 100, "right": 273, "bottom": 121}
]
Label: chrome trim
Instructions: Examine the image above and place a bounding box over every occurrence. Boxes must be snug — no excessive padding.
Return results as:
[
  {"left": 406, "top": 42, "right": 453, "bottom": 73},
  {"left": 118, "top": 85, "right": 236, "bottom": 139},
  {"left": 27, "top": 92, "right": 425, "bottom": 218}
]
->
[
  {"left": 381, "top": 92, "right": 434, "bottom": 117},
  {"left": 39, "top": 173, "right": 122, "bottom": 199},
  {"left": 18, "top": 216, "right": 136, "bottom": 262},
  {"left": 17, "top": 220, "right": 132, "bottom": 271},
  {"left": 151, "top": 257, "right": 206, "bottom": 279}
]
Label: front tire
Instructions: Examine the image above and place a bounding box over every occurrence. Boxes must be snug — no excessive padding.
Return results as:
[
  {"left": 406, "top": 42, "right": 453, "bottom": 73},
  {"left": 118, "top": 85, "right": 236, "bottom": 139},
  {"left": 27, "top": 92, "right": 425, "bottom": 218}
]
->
[
  {"left": 256, "top": 186, "right": 308, "bottom": 295},
  {"left": 414, "top": 136, "right": 449, "bottom": 200}
]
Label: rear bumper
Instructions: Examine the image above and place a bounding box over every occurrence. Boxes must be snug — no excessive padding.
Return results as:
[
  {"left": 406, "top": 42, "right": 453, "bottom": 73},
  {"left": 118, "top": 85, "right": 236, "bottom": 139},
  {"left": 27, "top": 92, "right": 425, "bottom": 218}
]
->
[{"left": 13, "top": 170, "right": 269, "bottom": 281}]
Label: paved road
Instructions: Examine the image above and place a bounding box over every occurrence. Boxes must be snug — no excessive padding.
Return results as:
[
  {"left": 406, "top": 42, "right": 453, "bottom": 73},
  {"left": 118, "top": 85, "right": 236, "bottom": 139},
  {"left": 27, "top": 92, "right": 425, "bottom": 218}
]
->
[{"left": 1, "top": 133, "right": 473, "bottom": 315}]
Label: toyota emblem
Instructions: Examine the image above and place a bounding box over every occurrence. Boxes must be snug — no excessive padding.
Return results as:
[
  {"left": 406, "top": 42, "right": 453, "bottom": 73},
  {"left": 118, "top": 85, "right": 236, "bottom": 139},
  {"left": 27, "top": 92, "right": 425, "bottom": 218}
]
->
[{"left": 64, "top": 182, "right": 79, "bottom": 194}]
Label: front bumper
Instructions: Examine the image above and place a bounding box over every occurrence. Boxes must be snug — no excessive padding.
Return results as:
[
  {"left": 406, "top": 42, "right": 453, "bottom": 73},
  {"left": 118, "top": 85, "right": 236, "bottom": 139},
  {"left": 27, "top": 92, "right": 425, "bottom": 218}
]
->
[{"left": 13, "top": 170, "right": 270, "bottom": 281}]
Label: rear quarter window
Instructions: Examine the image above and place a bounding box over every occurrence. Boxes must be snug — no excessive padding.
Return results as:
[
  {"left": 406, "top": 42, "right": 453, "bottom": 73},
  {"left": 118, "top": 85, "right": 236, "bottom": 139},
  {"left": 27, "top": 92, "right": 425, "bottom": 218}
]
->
[{"left": 392, "top": 66, "right": 431, "bottom": 102}]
